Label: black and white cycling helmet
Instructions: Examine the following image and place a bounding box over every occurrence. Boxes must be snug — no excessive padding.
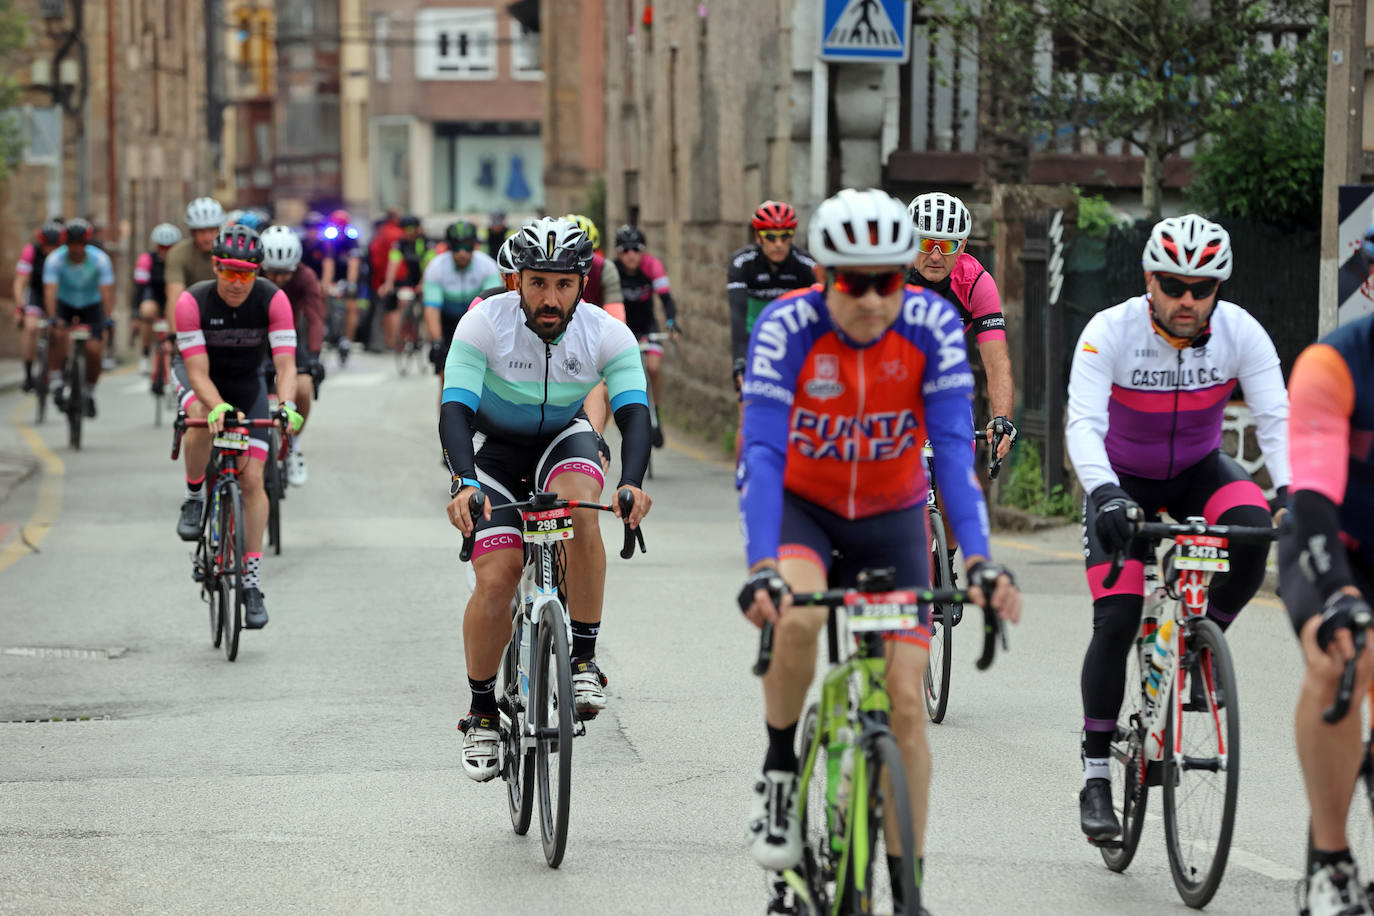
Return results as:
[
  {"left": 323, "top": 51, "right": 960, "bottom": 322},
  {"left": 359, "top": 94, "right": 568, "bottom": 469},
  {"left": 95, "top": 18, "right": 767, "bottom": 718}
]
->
[
  {"left": 1141, "top": 214, "right": 1232, "bottom": 280},
  {"left": 515, "top": 217, "right": 595, "bottom": 275},
  {"left": 150, "top": 223, "right": 182, "bottom": 247},
  {"left": 907, "top": 192, "right": 971, "bottom": 241},
  {"left": 260, "top": 225, "right": 303, "bottom": 271},
  {"left": 808, "top": 188, "right": 919, "bottom": 268},
  {"left": 496, "top": 235, "right": 521, "bottom": 276},
  {"left": 185, "top": 197, "right": 226, "bottom": 230}
]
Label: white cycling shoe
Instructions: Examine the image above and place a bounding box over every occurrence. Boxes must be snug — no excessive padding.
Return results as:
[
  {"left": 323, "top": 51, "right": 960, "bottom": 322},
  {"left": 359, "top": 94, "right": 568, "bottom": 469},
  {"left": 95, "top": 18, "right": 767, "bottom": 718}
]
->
[
  {"left": 286, "top": 449, "right": 308, "bottom": 486},
  {"left": 459, "top": 713, "right": 501, "bottom": 783},
  {"left": 571, "top": 658, "right": 608, "bottom": 718},
  {"left": 1302, "top": 859, "right": 1374, "bottom": 916},
  {"left": 748, "top": 770, "right": 801, "bottom": 871}
]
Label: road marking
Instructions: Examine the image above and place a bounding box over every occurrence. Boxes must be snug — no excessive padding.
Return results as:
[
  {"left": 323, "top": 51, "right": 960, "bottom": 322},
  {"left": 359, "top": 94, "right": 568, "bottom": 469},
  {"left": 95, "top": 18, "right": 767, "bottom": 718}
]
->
[
  {"left": 1141, "top": 811, "right": 1301, "bottom": 881},
  {"left": 326, "top": 373, "right": 386, "bottom": 389},
  {"left": 0, "top": 400, "right": 65, "bottom": 573},
  {"left": 663, "top": 430, "right": 733, "bottom": 469}
]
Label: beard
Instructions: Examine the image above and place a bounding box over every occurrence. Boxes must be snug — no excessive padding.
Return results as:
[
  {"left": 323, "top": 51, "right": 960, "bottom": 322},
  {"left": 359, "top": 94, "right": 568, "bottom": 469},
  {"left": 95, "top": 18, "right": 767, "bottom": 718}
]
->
[{"left": 520, "top": 298, "right": 574, "bottom": 341}]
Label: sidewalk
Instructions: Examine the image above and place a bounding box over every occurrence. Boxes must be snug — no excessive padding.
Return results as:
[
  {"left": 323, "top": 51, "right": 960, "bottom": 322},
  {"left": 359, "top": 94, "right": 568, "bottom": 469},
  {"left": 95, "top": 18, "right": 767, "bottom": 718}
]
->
[{"left": 0, "top": 358, "right": 21, "bottom": 394}]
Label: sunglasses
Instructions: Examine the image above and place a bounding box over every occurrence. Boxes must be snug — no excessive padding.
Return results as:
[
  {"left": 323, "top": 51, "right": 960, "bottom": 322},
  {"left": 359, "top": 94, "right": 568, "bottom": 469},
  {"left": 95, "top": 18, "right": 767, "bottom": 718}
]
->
[
  {"left": 215, "top": 266, "right": 258, "bottom": 283},
  {"left": 759, "top": 231, "right": 794, "bottom": 243},
  {"left": 832, "top": 269, "right": 906, "bottom": 297},
  {"left": 1155, "top": 275, "right": 1218, "bottom": 300},
  {"left": 617, "top": 244, "right": 644, "bottom": 253},
  {"left": 451, "top": 243, "right": 475, "bottom": 252},
  {"left": 917, "top": 237, "right": 961, "bottom": 255}
]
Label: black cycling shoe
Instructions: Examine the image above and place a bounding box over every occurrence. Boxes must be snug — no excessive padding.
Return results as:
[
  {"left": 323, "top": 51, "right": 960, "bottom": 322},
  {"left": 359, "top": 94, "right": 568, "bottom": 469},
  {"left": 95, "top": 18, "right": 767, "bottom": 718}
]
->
[
  {"left": 83, "top": 394, "right": 96, "bottom": 418},
  {"left": 652, "top": 408, "right": 665, "bottom": 448},
  {"left": 53, "top": 387, "right": 67, "bottom": 412},
  {"left": 21, "top": 375, "right": 34, "bottom": 393},
  {"left": 243, "top": 588, "right": 269, "bottom": 629},
  {"left": 177, "top": 497, "right": 205, "bottom": 541},
  {"left": 1079, "top": 778, "right": 1121, "bottom": 841}
]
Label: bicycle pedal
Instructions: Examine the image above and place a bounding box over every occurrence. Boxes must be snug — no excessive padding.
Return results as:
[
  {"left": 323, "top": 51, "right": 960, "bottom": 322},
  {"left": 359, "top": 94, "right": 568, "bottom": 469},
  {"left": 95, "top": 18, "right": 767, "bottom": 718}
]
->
[
  {"left": 573, "top": 720, "right": 587, "bottom": 738},
  {"left": 1086, "top": 836, "right": 1124, "bottom": 849}
]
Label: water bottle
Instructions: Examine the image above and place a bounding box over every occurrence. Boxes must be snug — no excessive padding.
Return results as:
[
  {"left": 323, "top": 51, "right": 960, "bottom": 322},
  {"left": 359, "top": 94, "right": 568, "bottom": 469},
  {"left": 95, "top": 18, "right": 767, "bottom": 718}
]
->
[
  {"left": 828, "top": 726, "right": 854, "bottom": 806},
  {"left": 209, "top": 489, "right": 220, "bottom": 547},
  {"left": 836, "top": 743, "right": 855, "bottom": 812},
  {"left": 1144, "top": 619, "right": 1176, "bottom": 758},
  {"left": 518, "top": 616, "right": 532, "bottom": 700}
]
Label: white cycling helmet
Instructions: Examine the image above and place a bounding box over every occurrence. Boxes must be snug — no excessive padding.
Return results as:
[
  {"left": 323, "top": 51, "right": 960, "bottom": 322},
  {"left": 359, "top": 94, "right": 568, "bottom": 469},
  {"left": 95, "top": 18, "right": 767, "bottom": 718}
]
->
[
  {"left": 260, "top": 225, "right": 303, "bottom": 271},
  {"left": 150, "top": 223, "right": 182, "bottom": 247},
  {"left": 907, "top": 192, "right": 971, "bottom": 241},
  {"left": 514, "top": 217, "right": 594, "bottom": 274},
  {"left": 808, "top": 188, "right": 919, "bottom": 268},
  {"left": 185, "top": 197, "right": 226, "bottom": 230},
  {"left": 1141, "top": 214, "right": 1233, "bottom": 281},
  {"left": 496, "top": 235, "right": 520, "bottom": 276}
]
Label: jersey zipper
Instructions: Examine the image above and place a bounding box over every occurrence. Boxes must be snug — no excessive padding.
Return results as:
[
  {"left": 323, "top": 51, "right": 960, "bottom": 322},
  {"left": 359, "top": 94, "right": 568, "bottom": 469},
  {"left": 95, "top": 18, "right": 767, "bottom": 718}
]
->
[
  {"left": 1167, "top": 348, "right": 1182, "bottom": 478},
  {"left": 539, "top": 341, "right": 552, "bottom": 438},
  {"left": 849, "top": 349, "right": 866, "bottom": 518}
]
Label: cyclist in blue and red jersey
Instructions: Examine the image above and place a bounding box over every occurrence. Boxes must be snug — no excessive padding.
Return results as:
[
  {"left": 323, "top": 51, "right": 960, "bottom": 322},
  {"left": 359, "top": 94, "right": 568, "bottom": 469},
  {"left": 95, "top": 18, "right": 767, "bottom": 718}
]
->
[{"left": 736, "top": 189, "right": 1021, "bottom": 905}]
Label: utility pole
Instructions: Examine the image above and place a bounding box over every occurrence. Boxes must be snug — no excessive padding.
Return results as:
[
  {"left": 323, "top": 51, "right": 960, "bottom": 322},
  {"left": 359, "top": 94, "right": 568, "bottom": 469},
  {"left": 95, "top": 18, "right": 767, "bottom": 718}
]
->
[{"left": 1321, "top": 0, "right": 1373, "bottom": 333}]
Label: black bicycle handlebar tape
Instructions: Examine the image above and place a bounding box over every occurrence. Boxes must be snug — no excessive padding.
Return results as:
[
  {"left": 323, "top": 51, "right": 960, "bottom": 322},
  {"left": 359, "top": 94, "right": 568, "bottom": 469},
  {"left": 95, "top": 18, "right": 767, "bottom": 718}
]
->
[
  {"left": 754, "top": 622, "right": 775, "bottom": 677},
  {"left": 458, "top": 490, "right": 487, "bottom": 563},
  {"left": 968, "top": 565, "right": 1007, "bottom": 671},
  {"left": 618, "top": 487, "right": 645, "bottom": 559},
  {"left": 988, "top": 417, "right": 1010, "bottom": 480}
]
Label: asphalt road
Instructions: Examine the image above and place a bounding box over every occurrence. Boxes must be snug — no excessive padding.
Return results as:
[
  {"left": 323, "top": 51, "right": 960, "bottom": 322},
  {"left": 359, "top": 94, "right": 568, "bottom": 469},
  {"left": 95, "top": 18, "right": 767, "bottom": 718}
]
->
[{"left": 0, "top": 354, "right": 1317, "bottom": 914}]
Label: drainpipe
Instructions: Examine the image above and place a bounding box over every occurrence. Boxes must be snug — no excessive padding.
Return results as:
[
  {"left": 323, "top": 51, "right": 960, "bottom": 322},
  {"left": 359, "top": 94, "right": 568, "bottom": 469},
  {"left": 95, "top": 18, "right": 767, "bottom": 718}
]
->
[
  {"left": 106, "top": 0, "right": 117, "bottom": 233},
  {"left": 810, "top": 59, "right": 828, "bottom": 203}
]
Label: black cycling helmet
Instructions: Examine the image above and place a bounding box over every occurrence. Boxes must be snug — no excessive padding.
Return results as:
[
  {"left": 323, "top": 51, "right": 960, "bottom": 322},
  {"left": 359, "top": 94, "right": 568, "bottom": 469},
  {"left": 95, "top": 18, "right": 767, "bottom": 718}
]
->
[
  {"left": 399, "top": 214, "right": 421, "bottom": 230},
  {"left": 63, "top": 218, "right": 91, "bottom": 244},
  {"left": 614, "top": 224, "right": 646, "bottom": 250},
  {"left": 445, "top": 221, "right": 479, "bottom": 247},
  {"left": 38, "top": 220, "right": 65, "bottom": 245},
  {"left": 514, "top": 217, "right": 594, "bottom": 275},
  {"left": 212, "top": 224, "right": 265, "bottom": 265}
]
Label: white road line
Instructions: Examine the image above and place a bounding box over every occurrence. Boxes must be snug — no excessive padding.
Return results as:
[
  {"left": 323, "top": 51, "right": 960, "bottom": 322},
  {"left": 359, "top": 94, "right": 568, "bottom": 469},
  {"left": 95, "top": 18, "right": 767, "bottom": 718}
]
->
[{"left": 1142, "top": 811, "right": 1301, "bottom": 881}]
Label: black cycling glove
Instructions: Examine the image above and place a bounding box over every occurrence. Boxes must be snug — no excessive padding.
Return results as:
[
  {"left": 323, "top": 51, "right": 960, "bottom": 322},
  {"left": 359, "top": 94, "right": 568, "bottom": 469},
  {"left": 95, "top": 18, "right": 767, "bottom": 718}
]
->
[
  {"left": 1316, "top": 592, "right": 1374, "bottom": 651},
  {"left": 737, "top": 568, "right": 788, "bottom": 615},
  {"left": 1092, "top": 483, "right": 1141, "bottom": 554}
]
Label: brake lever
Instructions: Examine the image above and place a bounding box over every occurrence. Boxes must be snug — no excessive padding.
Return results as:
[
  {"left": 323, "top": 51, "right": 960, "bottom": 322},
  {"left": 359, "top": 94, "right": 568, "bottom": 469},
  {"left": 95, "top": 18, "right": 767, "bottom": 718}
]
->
[
  {"left": 458, "top": 490, "right": 487, "bottom": 563},
  {"left": 618, "top": 487, "right": 645, "bottom": 559}
]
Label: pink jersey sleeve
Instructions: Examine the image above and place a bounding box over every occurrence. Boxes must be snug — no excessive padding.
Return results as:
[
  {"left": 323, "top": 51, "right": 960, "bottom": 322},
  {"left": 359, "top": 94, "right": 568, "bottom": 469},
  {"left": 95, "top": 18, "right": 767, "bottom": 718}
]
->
[
  {"left": 133, "top": 252, "right": 153, "bottom": 284},
  {"left": 174, "top": 292, "right": 206, "bottom": 356},
  {"left": 1288, "top": 343, "right": 1354, "bottom": 505},
  {"left": 644, "top": 253, "right": 671, "bottom": 295},
  {"left": 267, "top": 289, "right": 298, "bottom": 355},
  {"left": 15, "top": 243, "right": 35, "bottom": 275},
  {"left": 955, "top": 254, "right": 1005, "bottom": 343}
]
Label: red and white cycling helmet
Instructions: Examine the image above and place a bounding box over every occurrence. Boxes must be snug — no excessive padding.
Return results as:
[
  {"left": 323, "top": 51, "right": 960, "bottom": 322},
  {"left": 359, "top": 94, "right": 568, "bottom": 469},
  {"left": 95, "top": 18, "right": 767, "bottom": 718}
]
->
[
  {"left": 1142, "top": 214, "right": 1232, "bottom": 280},
  {"left": 751, "top": 200, "right": 798, "bottom": 231}
]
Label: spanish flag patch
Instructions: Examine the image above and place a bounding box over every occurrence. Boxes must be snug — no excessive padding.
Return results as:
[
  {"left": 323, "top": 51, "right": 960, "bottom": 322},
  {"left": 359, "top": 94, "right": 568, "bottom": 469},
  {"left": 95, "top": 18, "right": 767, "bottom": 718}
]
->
[{"left": 1082, "top": 342, "right": 1098, "bottom": 354}]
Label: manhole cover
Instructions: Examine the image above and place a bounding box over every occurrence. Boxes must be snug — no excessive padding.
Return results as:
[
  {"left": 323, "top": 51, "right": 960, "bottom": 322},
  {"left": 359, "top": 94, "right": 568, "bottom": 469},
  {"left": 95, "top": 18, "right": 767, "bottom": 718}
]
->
[
  {"left": 2, "top": 715, "right": 114, "bottom": 724},
  {"left": 2, "top": 646, "right": 128, "bottom": 660}
]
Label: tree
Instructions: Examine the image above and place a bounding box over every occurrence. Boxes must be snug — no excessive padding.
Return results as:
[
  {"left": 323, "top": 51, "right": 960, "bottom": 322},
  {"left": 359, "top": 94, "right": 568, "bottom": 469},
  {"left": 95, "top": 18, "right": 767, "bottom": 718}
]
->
[{"left": 0, "top": 1, "right": 30, "bottom": 180}]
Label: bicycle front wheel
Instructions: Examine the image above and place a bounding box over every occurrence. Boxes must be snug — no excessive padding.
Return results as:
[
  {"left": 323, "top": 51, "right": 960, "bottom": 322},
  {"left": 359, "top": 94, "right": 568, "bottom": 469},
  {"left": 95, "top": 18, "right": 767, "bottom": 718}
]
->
[
  {"left": 501, "top": 619, "right": 534, "bottom": 836},
  {"left": 1345, "top": 745, "right": 1374, "bottom": 902},
  {"left": 34, "top": 337, "right": 49, "bottom": 424},
  {"left": 796, "top": 704, "right": 835, "bottom": 911},
  {"left": 67, "top": 350, "right": 84, "bottom": 450},
  {"left": 265, "top": 430, "right": 283, "bottom": 556},
  {"left": 534, "top": 602, "right": 574, "bottom": 867},
  {"left": 1102, "top": 632, "right": 1150, "bottom": 872},
  {"left": 924, "top": 510, "right": 954, "bottom": 723},
  {"left": 849, "top": 732, "right": 919, "bottom": 916},
  {"left": 1162, "top": 617, "right": 1240, "bottom": 907},
  {"left": 220, "top": 480, "right": 247, "bottom": 662}
]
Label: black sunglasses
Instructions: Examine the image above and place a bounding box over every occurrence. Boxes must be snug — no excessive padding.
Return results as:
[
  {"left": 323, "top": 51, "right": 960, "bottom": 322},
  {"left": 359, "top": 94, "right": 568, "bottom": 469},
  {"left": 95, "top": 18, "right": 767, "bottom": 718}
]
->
[
  {"left": 832, "top": 269, "right": 906, "bottom": 297},
  {"left": 1155, "top": 275, "right": 1218, "bottom": 300}
]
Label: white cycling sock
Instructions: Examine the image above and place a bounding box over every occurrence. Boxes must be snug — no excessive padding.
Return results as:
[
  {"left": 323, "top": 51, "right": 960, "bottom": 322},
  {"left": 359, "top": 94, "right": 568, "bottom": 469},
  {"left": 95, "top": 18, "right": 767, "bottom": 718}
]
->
[{"left": 1083, "top": 757, "right": 1111, "bottom": 784}]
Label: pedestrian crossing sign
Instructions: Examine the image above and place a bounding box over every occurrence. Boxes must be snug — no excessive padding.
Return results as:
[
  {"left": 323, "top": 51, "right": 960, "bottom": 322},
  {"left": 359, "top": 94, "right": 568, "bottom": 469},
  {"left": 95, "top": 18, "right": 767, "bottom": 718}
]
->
[{"left": 821, "top": 0, "right": 912, "bottom": 63}]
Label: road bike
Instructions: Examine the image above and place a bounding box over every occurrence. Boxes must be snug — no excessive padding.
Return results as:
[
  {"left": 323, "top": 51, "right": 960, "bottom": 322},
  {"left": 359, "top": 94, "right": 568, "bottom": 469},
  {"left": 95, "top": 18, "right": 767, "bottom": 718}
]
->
[
  {"left": 172, "top": 409, "right": 290, "bottom": 662},
  {"left": 459, "top": 487, "right": 645, "bottom": 868},
  {"left": 922, "top": 425, "right": 1008, "bottom": 724},
  {"left": 31, "top": 319, "right": 51, "bottom": 425},
  {"left": 57, "top": 322, "right": 94, "bottom": 450},
  {"left": 1093, "top": 516, "right": 1277, "bottom": 908},
  {"left": 394, "top": 287, "right": 425, "bottom": 376},
  {"left": 149, "top": 320, "right": 176, "bottom": 427},
  {"left": 754, "top": 568, "right": 1004, "bottom": 916}
]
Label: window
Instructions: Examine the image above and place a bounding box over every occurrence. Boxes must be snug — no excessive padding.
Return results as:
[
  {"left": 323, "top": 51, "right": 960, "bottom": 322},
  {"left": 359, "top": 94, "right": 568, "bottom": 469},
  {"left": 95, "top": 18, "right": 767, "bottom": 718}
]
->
[
  {"left": 374, "top": 13, "right": 390, "bottom": 83},
  {"left": 5, "top": 105, "right": 62, "bottom": 165},
  {"left": 415, "top": 8, "right": 497, "bottom": 81},
  {"left": 431, "top": 123, "right": 543, "bottom": 212},
  {"left": 510, "top": 19, "right": 541, "bottom": 80}
]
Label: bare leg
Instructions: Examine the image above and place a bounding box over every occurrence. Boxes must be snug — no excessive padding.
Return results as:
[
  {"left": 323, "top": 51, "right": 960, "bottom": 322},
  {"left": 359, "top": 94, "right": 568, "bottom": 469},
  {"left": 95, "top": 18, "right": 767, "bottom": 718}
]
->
[
  {"left": 1299, "top": 636, "right": 1374, "bottom": 851},
  {"left": 553, "top": 470, "right": 606, "bottom": 628},
  {"left": 463, "top": 547, "right": 524, "bottom": 681},
  {"left": 762, "top": 558, "right": 829, "bottom": 729},
  {"left": 886, "top": 638, "right": 932, "bottom": 857},
  {"left": 183, "top": 399, "right": 212, "bottom": 483},
  {"left": 239, "top": 457, "right": 267, "bottom": 553}
]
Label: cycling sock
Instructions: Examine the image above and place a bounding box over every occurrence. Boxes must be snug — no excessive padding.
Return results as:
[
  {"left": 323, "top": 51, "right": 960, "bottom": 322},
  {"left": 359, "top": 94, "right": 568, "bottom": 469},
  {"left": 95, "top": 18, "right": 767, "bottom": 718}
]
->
[
  {"left": 1083, "top": 757, "right": 1110, "bottom": 784},
  {"left": 186, "top": 475, "right": 205, "bottom": 498},
  {"left": 763, "top": 721, "right": 798, "bottom": 773},
  {"left": 571, "top": 620, "right": 600, "bottom": 661},
  {"left": 468, "top": 675, "right": 498, "bottom": 716},
  {"left": 22, "top": 360, "right": 32, "bottom": 381},
  {"left": 1309, "top": 846, "right": 1354, "bottom": 874},
  {"left": 290, "top": 437, "right": 303, "bottom": 454},
  {"left": 243, "top": 553, "right": 262, "bottom": 590}
]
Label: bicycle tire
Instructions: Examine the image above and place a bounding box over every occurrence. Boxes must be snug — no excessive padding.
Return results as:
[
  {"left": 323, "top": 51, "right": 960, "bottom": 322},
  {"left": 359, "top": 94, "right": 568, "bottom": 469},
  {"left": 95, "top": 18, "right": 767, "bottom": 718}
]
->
[
  {"left": 221, "top": 480, "right": 247, "bottom": 662},
  {"left": 67, "top": 348, "right": 84, "bottom": 450},
  {"left": 502, "top": 620, "right": 535, "bottom": 835},
  {"left": 211, "top": 567, "right": 229, "bottom": 650},
  {"left": 848, "top": 731, "right": 919, "bottom": 916},
  {"left": 534, "top": 601, "right": 574, "bottom": 868},
  {"left": 1101, "top": 632, "right": 1150, "bottom": 872},
  {"left": 34, "top": 335, "right": 49, "bottom": 424},
  {"left": 796, "top": 704, "right": 836, "bottom": 912},
  {"left": 1162, "top": 617, "right": 1239, "bottom": 907},
  {"left": 924, "top": 509, "right": 954, "bottom": 723},
  {"left": 266, "top": 429, "right": 283, "bottom": 556}
]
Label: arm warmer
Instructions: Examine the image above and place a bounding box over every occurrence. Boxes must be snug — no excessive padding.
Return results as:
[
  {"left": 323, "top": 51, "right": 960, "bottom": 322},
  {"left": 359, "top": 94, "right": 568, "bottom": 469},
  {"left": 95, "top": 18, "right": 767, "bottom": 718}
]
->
[
  {"left": 613, "top": 402, "right": 652, "bottom": 488},
  {"left": 439, "top": 401, "right": 479, "bottom": 483}
]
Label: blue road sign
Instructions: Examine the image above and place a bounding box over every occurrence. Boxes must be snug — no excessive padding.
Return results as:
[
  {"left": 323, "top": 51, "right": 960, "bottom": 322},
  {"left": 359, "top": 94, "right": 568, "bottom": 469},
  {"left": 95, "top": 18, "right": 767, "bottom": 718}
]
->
[{"left": 821, "top": 0, "right": 911, "bottom": 63}]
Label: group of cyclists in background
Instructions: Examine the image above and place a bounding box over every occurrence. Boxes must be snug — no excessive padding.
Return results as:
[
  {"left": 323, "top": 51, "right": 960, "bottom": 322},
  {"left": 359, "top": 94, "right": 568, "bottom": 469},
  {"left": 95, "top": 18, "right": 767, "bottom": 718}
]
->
[{"left": 10, "top": 182, "right": 1374, "bottom": 916}]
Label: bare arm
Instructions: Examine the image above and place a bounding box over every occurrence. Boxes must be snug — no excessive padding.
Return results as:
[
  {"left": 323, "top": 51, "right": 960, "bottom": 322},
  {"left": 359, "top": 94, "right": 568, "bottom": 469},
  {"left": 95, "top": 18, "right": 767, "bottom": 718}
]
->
[
  {"left": 185, "top": 350, "right": 228, "bottom": 409},
  {"left": 978, "top": 337, "right": 1014, "bottom": 420},
  {"left": 44, "top": 283, "right": 57, "bottom": 318},
  {"left": 424, "top": 307, "right": 442, "bottom": 342},
  {"left": 273, "top": 350, "right": 298, "bottom": 405},
  {"left": 100, "top": 283, "right": 114, "bottom": 320},
  {"left": 583, "top": 380, "right": 610, "bottom": 432}
]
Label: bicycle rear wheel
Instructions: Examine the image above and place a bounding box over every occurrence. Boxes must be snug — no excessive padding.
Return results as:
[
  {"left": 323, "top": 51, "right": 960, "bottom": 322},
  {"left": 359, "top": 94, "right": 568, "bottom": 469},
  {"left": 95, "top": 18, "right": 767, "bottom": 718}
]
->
[
  {"left": 534, "top": 602, "right": 574, "bottom": 867},
  {"left": 924, "top": 509, "right": 954, "bottom": 723},
  {"left": 796, "top": 704, "right": 836, "bottom": 912},
  {"left": 1162, "top": 617, "right": 1240, "bottom": 907},
  {"left": 220, "top": 480, "right": 247, "bottom": 662},
  {"left": 849, "top": 731, "right": 918, "bottom": 915},
  {"left": 265, "top": 429, "right": 283, "bottom": 556},
  {"left": 501, "top": 618, "right": 535, "bottom": 835},
  {"left": 1344, "top": 740, "right": 1374, "bottom": 901},
  {"left": 34, "top": 335, "right": 49, "bottom": 424},
  {"left": 67, "top": 349, "right": 84, "bottom": 450},
  {"left": 1101, "top": 633, "right": 1150, "bottom": 871}
]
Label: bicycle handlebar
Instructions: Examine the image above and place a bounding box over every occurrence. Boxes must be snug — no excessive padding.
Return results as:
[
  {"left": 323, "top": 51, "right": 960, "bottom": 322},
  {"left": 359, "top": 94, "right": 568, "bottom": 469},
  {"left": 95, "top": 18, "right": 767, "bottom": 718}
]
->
[
  {"left": 457, "top": 487, "right": 646, "bottom": 564},
  {"left": 170, "top": 409, "right": 289, "bottom": 460},
  {"left": 1101, "top": 517, "right": 1279, "bottom": 590},
  {"left": 753, "top": 584, "right": 988, "bottom": 677},
  {"left": 1324, "top": 605, "right": 1374, "bottom": 723}
]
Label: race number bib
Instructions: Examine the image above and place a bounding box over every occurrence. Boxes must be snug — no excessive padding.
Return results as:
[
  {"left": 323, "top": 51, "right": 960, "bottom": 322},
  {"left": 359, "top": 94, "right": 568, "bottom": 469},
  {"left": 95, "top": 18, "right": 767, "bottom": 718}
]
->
[
  {"left": 212, "top": 431, "right": 251, "bottom": 451},
  {"left": 522, "top": 506, "right": 574, "bottom": 544},
  {"left": 845, "top": 589, "right": 922, "bottom": 632},
  {"left": 1174, "top": 534, "right": 1229, "bottom": 572}
]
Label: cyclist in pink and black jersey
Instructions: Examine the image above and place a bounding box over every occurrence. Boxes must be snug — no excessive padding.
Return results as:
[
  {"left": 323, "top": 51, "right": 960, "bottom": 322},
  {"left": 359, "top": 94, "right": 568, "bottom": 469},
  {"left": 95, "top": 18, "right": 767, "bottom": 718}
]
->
[
  {"left": 12, "top": 220, "right": 64, "bottom": 392},
  {"left": 906, "top": 192, "right": 1016, "bottom": 461}
]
